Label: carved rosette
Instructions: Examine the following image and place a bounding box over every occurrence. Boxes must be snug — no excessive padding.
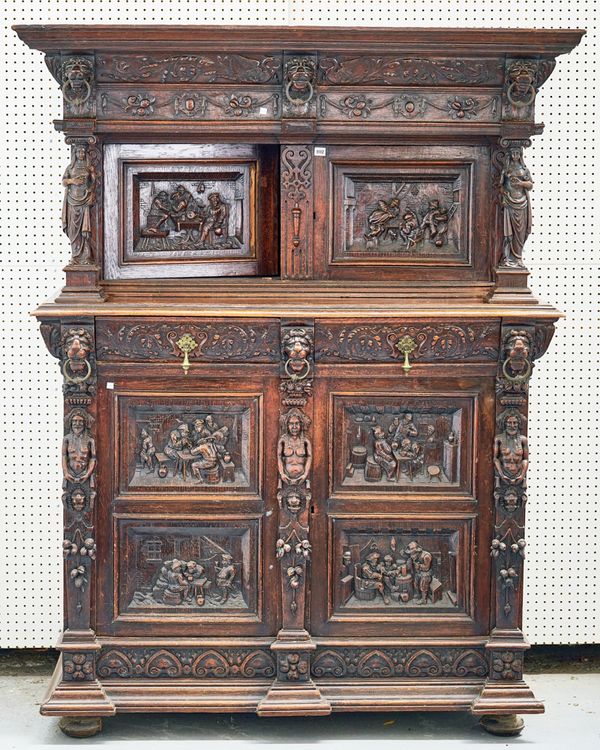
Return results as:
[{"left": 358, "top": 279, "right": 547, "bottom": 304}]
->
[
  {"left": 280, "top": 146, "right": 313, "bottom": 278},
  {"left": 41, "top": 320, "right": 98, "bottom": 678}
]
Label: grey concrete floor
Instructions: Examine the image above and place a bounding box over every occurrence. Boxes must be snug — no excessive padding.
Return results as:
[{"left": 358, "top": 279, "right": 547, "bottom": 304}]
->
[{"left": 0, "top": 674, "right": 598, "bottom": 749}]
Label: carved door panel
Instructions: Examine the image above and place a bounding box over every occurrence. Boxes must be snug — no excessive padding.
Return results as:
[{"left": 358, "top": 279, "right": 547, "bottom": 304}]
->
[
  {"left": 95, "top": 365, "right": 280, "bottom": 637},
  {"left": 310, "top": 373, "right": 495, "bottom": 637},
  {"left": 312, "top": 144, "right": 491, "bottom": 283}
]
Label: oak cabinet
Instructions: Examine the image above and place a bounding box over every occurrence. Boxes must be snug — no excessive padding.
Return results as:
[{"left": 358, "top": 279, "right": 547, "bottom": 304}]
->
[{"left": 14, "top": 24, "right": 584, "bottom": 738}]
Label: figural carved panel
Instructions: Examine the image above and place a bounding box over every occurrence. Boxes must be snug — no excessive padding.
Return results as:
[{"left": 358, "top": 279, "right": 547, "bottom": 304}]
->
[
  {"left": 330, "top": 517, "right": 475, "bottom": 622},
  {"left": 116, "top": 394, "right": 261, "bottom": 495},
  {"left": 115, "top": 517, "right": 260, "bottom": 621},
  {"left": 331, "top": 395, "right": 473, "bottom": 496},
  {"left": 332, "top": 164, "right": 470, "bottom": 264}
]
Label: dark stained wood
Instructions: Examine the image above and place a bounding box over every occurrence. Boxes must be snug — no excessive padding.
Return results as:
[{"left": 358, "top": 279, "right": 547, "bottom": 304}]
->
[{"left": 15, "top": 24, "right": 580, "bottom": 730}]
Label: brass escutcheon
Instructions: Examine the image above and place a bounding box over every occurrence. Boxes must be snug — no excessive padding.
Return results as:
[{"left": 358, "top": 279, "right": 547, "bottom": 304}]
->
[
  {"left": 176, "top": 334, "right": 198, "bottom": 375},
  {"left": 396, "top": 335, "right": 417, "bottom": 374}
]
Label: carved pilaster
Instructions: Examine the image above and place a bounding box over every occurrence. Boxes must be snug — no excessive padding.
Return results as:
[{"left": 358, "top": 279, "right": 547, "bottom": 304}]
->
[
  {"left": 280, "top": 145, "right": 314, "bottom": 278},
  {"left": 472, "top": 323, "right": 543, "bottom": 715},
  {"left": 259, "top": 321, "right": 329, "bottom": 716},
  {"left": 39, "top": 318, "right": 113, "bottom": 717}
]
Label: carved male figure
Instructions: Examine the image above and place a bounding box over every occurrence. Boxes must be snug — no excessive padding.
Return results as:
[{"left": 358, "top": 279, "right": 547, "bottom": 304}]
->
[
  {"left": 139, "top": 428, "right": 157, "bottom": 472},
  {"left": 494, "top": 409, "right": 529, "bottom": 487},
  {"left": 390, "top": 413, "right": 418, "bottom": 446},
  {"left": 278, "top": 408, "right": 312, "bottom": 486},
  {"left": 141, "top": 190, "right": 172, "bottom": 236},
  {"left": 405, "top": 541, "right": 433, "bottom": 605},
  {"left": 215, "top": 553, "right": 236, "bottom": 604},
  {"left": 62, "top": 410, "right": 96, "bottom": 485},
  {"left": 360, "top": 551, "right": 390, "bottom": 605},
  {"left": 184, "top": 561, "right": 209, "bottom": 606},
  {"left": 372, "top": 425, "right": 397, "bottom": 481},
  {"left": 365, "top": 197, "right": 401, "bottom": 242},
  {"left": 190, "top": 437, "right": 219, "bottom": 482},
  {"left": 421, "top": 199, "right": 449, "bottom": 247},
  {"left": 200, "top": 192, "right": 229, "bottom": 244},
  {"left": 499, "top": 147, "right": 533, "bottom": 267},
  {"left": 62, "top": 146, "right": 96, "bottom": 264}
]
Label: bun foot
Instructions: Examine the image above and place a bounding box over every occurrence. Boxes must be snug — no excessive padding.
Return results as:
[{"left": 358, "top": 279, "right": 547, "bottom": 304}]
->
[
  {"left": 58, "top": 716, "right": 103, "bottom": 738},
  {"left": 479, "top": 714, "right": 524, "bottom": 737}
]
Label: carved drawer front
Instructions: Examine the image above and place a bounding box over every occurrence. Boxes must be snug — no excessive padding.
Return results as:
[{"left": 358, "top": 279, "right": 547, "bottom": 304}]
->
[
  {"left": 116, "top": 392, "right": 262, "bottom": 497},
  {"left": 314, "top": 320, "right": 500, "bottom": 364},
  {"left": 330, "top": 394, "right": 474, "bottom": 497},
  {"left": 112, "top": 516, "right": 262, "bottom": 626},
  {"left": 96, "top": 318, "right": 281, "bottom": 364},
  {"left": 313, "top": 145, "right": 491, "bottom": 281}
]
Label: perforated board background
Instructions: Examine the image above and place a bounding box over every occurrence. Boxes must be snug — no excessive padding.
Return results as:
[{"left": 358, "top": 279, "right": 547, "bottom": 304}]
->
[{"left": 0, "top": 1, "right": 598, "bottom": 647}]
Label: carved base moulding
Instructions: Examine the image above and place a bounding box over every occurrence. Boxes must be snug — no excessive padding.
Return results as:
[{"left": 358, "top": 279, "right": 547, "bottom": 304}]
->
[{"left": 17, "top": 23, "right": 583, "bottom": 736}]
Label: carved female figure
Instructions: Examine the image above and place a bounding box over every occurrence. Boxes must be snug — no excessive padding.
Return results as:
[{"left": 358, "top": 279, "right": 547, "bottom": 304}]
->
[
  {"left": 62, "top": 146, "right": 96, "bottom": 264},
  {"left": 499, "top": 147, "right": 533, "bottom": 267},
  {"left": 278, "top": 408, "right": 312, "bottom": 486}
]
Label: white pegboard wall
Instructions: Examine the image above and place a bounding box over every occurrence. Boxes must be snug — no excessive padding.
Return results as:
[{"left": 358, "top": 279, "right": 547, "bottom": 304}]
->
[{"left": 0, "top": 1, "right": 597, "bottom": 647}]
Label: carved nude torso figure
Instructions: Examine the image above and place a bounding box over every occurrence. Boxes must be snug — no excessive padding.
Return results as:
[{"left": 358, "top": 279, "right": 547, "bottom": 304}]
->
[
  {"left": 278, "top": 412, "right": 312, "bottom": 486},
  {"left": 62, "top": 413, "right": 96, "bottom": 483}
]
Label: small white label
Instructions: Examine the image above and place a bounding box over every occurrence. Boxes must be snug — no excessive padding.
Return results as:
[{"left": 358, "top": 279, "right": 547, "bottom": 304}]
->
[
  {"left": 106, "top": 382, "right": 115, "bottom": 390},
  {"left": 259, "top": 106, "right": 268, "bottom": 115},
  {"left": 314, "top": 147, "right": 327, "bottom": 156}
]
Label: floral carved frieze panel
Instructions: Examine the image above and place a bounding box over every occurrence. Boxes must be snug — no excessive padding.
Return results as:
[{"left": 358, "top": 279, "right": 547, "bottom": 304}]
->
[
  {"left": 96, "top": 320, "right": 280, "bottom": 363},
  {"left": 315, "top": 322, "right": 499, "bottom": 363}
]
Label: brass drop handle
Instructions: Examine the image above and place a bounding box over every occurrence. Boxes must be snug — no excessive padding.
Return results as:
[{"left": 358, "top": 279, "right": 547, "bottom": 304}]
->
[
  {"left": 176, "top": 334, "right": 198, "bottom": 375},
  {"left": 396, "top": 335, "right": 417, "bottom": 374}
]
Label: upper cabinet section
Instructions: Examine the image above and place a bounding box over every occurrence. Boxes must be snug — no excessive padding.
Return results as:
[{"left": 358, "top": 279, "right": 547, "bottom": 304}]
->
[{"left": 14, "top": 26, "right": 584, "bottom": 140}]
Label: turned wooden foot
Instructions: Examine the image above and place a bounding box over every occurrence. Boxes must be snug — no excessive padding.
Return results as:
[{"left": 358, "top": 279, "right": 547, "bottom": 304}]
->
[
  {"left": 58, "top": 716, "right": 103, "bottom": 738},
  {"left": 479, "top": 714, "right": 524, "bottom": 737}
]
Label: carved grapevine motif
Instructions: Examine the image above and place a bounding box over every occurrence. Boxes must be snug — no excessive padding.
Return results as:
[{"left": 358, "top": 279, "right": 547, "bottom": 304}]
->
[
  {"left": 96, "top": 321, "right": 279, "bottom": 362},
  {"left": 315, "top": 323, "right": 499, "bottom": 362}
]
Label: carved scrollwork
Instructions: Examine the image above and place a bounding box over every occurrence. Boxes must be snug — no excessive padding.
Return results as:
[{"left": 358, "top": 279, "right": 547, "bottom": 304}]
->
[
  {"left": 310, "top": 647, "right": 488, "bottom": 679},
  {"left": 96, "top": 647, "right": 276, "bottom": 679},
  {"left": 318, "top": 56, "right": 503, "bottom": 86},
  {"left": 97, "top": 53, "right": 282, "bottom": 84},
  {"left": 315, "top": 322, "right": 499, "bottom": 363},
  {"left": 96, "top": 320, "right": 279, "bottom": 363}
]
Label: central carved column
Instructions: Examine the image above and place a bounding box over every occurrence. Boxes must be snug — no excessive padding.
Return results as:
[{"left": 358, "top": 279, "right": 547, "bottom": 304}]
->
[{"left": 258, "top": 322, "right": 330, "bottom": 716}]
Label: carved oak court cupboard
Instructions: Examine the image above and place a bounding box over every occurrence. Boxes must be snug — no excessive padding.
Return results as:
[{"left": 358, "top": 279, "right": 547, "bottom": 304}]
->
[{"left": 14, "top": 25, "right": 584, "bottom": 738}]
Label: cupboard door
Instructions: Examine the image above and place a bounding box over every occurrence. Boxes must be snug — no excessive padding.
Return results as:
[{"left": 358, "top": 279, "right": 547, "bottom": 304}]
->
[
  {"left": 95, "top": 366, "right": 280, "bottom": 637},
  {"left": 310, "top": 374, "right": 494, "bottom": 637}
]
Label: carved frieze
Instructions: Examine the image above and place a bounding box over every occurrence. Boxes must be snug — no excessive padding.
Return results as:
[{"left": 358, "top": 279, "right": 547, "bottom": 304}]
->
[
  {"left": 97, "top": 53, "right": 282, "bottom": 84},
  {"left": 96, "top": 320, "right": 280, "bottom": 362},
  {"left": 315, "top": 322, "right": 499, "bottom": 363},
  {"left": 97, "top": 647, "right": 276, "bottom": 679},
  {"left": 318, "top": 56, "right": 504, "bottom": 86},
  {"left": 311, "top": 647, "right": 488, "bottom": 679},
  {"left": 318, "top": 92, "right": 498, "bottom": 122},
  {"left": 99, "top": 89, "right": 280, "bottom": 120}
]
